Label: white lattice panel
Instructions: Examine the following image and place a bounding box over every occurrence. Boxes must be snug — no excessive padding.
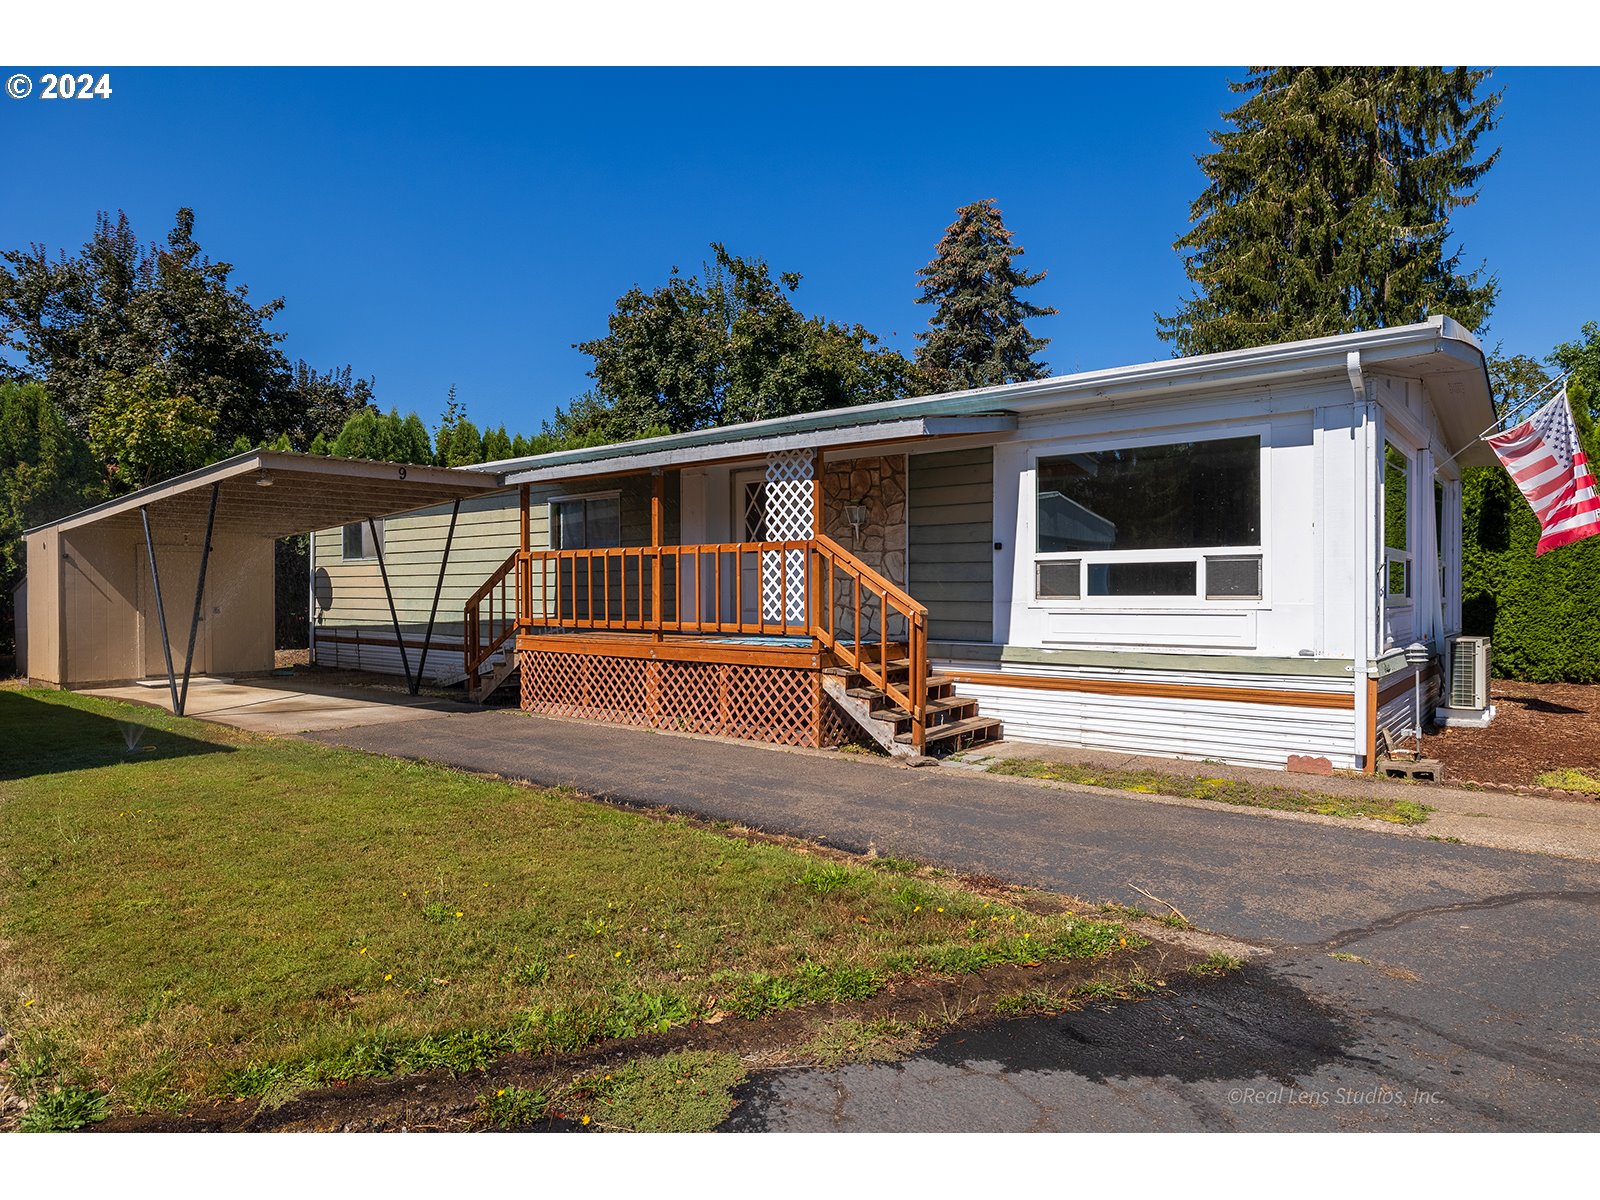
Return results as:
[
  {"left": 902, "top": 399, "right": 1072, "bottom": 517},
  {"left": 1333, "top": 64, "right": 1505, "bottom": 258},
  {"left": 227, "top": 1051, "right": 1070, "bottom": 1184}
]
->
[{"left": 764, "top": 450, "right": 813, "bottom": 622}]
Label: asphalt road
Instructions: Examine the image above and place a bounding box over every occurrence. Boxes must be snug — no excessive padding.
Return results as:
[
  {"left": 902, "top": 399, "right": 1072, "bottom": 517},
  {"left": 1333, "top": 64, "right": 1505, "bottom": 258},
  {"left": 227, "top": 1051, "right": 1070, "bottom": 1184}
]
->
[{"left": 313, "top": 711, "right": 1600, "bottom": 1131}]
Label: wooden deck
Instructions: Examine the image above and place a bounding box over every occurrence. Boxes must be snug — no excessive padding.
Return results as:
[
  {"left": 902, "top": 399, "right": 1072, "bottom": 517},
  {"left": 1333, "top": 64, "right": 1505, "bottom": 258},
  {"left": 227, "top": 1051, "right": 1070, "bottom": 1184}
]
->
[{"left": 515, "top": 629, "right": 828, "bottom": 669}]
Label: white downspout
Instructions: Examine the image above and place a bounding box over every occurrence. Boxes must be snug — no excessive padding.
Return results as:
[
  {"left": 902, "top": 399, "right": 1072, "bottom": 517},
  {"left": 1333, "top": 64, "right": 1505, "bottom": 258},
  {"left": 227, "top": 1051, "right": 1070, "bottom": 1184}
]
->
[{"left": 307, "top": 529, "right": 316, "bottom": 668}]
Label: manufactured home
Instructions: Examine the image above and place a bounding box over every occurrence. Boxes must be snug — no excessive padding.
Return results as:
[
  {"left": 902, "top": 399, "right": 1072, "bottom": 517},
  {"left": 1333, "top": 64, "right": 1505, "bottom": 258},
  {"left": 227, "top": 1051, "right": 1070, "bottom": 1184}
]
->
[{"left": 21, "top": 318, "right": 1498, "bottom": 770}]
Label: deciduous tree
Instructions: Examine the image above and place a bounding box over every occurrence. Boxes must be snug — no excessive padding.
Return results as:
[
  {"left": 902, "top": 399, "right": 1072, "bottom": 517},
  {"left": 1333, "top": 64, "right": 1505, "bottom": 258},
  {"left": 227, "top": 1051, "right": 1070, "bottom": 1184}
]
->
[{"left": 572, "top": 244, "right": 924, "bottom": 441}]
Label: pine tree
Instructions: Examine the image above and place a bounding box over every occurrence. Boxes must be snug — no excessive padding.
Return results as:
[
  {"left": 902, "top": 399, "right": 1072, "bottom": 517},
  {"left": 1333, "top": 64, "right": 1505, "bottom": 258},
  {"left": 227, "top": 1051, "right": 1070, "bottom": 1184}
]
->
[
  {"left": 1159, "top": 67, "right": 1501, "bottom": 356},
  {"left": 914, "top": 199, "right": 1056, "bottom": 392}
]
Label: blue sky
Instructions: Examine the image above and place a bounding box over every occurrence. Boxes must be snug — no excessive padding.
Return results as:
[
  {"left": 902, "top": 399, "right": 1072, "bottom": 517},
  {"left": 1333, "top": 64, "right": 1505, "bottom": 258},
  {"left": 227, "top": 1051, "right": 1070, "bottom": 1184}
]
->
[{"left": 3, "top": 66, "right": 1597, "bottom": 437}]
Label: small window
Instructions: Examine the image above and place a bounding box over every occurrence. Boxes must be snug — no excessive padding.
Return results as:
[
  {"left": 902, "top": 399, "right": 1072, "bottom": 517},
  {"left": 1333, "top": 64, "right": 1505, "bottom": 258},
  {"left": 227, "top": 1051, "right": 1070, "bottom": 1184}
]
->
[
  {"left": 1036, "top": 560, "right": 1081, "bottom": 599},
  {"left": 1206, "top": 554, "right": 1262, "bottom": 599},
  {"left": 1384, "top": 443, "right": 1409, "bottom": 553},
  {"left": 1383, "top": 443, "right": 1412, "bottom": 605},
  {"left": 551, "top": 494, "right": 621, "bottom": 550},
  {"left": 342, "top": 519, "right": 383, "bottom": 561}
]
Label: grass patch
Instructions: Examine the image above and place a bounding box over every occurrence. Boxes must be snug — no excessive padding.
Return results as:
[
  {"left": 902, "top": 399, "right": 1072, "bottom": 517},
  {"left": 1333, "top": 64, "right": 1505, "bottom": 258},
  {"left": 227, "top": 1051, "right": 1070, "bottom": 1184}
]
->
[
  {"left": 569, "top": 1050, "right": 748, "bottom": 1132},
  {"left": 1536, "top": 768, "right": 1600, "bottom": 796},
  {"left": 479, "top": 1083, "right": 550, "bottom": 1130},
  {"left": 0, "top": 688, "right": 1134, "bottom": 1122},
  {"left": 1186, "top": 952, "right": 1243, "bottom": 977},
  {"left": 798, "top": 1016, "right": 922, "bottom": 1067},
  {"left": 989, "top": 759, "right": 1433, "bottom": 825}
]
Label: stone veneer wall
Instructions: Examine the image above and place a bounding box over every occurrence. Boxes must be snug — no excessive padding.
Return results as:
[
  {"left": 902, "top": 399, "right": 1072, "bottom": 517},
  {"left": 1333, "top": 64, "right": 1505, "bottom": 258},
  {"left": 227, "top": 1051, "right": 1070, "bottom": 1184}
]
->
[{"left": 823, "top": 454, "right": 907, "bottom": 586}]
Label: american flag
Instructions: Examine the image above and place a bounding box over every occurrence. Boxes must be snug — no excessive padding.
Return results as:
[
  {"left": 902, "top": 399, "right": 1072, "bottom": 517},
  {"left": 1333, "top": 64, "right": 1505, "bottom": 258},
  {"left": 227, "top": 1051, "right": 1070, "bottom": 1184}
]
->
[{"left": 1485, "top": 389, "right": 1600, "bottom": 555}]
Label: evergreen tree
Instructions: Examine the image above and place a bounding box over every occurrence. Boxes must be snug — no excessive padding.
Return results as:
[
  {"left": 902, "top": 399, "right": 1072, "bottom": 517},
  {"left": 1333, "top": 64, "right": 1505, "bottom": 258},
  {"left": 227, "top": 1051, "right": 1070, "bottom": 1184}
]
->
[
  {"left": 914, "top": 199, "right": 1056, "bottom": 392},
  {"left": 329, "top": 407, "right": 433, "bottom": 464},
  {"left": 1159, "top": 67, "right": 1501, "bottom": 356},
  {"left": 433, "top": 387, "right": 484, "bottom": 466},
  {"left": 482, "top": 424, "right": 514, "bottom": 461}
]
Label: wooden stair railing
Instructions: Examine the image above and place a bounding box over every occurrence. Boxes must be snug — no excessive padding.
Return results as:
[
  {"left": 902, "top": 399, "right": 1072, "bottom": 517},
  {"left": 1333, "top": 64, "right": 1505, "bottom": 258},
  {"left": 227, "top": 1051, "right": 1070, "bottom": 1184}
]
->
[
  {"left": 809, "top": 533, "right": 930, "bottom": 753},
  {"left": 463, "top": 549, "right": 526, "bottom": 694}
]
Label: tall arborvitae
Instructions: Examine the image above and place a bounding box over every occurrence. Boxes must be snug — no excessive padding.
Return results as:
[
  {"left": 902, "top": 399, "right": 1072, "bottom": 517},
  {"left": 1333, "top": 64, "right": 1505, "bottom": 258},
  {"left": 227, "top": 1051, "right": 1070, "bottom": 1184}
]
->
[
  {"left": 1159, "top": 67, "right": 1501, "bottom": 356},
  {"left": 915, "top": 199, "right": 1056, "bottom": 392}
]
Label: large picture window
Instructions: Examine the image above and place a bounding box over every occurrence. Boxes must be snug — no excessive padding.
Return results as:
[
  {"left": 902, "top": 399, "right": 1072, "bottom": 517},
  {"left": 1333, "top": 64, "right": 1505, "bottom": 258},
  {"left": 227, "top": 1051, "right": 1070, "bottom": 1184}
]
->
[{"left": 1034, "top": 435, "right": 1262, "bottom": 601}]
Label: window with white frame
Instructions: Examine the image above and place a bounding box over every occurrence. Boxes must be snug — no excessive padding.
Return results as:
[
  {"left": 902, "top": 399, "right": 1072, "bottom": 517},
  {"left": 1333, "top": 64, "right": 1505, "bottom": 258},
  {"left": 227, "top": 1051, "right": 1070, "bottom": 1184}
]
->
[
  {"left": 1383, "top": 442, "right": 1411, "bottom": 605},
  {"left": 1033, "top": 434, "right": 1262, "bottom": 602},
  {"left": 341, "top": 519, "right": 383, "bottom": 561},
  {"left": 550, "top": 493, "right": 621, "bottom": 549}
]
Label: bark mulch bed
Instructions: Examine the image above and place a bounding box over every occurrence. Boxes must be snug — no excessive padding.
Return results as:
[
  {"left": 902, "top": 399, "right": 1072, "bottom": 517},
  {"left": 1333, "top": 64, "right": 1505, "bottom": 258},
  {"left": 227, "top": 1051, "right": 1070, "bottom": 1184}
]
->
[{"left": 1424, "top": 679, "right": 1600, "bottom": 793}]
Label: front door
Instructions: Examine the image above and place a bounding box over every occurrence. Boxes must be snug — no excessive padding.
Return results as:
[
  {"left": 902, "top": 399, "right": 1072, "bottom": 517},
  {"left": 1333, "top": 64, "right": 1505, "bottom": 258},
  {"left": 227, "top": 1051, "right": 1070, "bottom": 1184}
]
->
[{"left": 733, "top": 469, "right": 767, "bottom": 624}]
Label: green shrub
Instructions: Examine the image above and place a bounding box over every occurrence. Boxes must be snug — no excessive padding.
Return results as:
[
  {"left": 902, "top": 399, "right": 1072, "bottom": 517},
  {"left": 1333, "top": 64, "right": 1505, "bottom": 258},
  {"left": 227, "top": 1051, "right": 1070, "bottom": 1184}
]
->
[{"left": 1462, "top": 372, "right": 1600, "bottom": 683}]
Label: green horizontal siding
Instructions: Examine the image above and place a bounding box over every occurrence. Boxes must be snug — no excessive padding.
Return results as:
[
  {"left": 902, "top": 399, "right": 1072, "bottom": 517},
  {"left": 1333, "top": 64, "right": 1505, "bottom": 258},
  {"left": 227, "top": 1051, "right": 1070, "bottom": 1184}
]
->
[
  {"left": 313, "top": 474, "right": 679, "bottom": 630},
  {"left": 909, "top": 446, "right": 993, "bottom": 643}
]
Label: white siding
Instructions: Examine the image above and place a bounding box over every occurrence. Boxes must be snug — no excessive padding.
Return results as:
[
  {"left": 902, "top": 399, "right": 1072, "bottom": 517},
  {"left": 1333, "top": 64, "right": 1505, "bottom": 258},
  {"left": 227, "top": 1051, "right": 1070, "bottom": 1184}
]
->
[{"left": 942, "top": 657, "right": 1359, "bottom": 771}]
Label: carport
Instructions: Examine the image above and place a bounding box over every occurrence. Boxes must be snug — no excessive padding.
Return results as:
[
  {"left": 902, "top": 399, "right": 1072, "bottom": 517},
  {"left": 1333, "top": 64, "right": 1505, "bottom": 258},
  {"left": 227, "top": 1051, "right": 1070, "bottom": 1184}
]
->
[{"left": 20, "top": 450, "right": 504, "bottom": 714}]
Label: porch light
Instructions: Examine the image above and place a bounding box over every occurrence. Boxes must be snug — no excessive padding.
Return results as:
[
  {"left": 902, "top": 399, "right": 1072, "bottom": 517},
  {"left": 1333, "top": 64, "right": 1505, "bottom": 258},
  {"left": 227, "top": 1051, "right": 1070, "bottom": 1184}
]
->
[
  {"left": 1404, "top": 641, "right": 1430, "bottom": 757},
  {"left": 845, "top": 503, "right": 868, "bottom": 546},
  {"left": 255, "top": 469, "right": 273, "bottom": 487}
]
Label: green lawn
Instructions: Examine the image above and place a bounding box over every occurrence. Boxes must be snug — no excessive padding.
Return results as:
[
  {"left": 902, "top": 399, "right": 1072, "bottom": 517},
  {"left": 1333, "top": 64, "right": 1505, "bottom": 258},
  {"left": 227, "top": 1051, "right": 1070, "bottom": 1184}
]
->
[{"left": 0, "top": 688, "right": 1130, "bottom": 1124}]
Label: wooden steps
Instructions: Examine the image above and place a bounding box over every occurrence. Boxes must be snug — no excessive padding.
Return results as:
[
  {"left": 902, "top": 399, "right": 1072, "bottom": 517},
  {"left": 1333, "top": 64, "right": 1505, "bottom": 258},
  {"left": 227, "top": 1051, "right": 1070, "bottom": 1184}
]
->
[
  {"left": 895, "top": 714, "right": 999, "bottom": 748},
  {"left": 820, "top": 657, "right": 1001, "bottom": 758}
]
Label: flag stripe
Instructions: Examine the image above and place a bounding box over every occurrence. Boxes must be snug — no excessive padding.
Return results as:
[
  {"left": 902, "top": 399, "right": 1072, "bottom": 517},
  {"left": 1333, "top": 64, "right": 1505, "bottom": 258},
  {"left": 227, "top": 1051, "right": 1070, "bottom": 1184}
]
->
[{"left": 1487, "top": 390, "right": 1600, "bottom": 557}]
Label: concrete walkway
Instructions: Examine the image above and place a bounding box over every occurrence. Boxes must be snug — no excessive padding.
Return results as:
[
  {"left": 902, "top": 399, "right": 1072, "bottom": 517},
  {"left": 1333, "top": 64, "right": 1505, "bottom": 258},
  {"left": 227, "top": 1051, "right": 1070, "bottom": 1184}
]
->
[{"left": 84, "top": 676, "right": 479, "bottom": 734}]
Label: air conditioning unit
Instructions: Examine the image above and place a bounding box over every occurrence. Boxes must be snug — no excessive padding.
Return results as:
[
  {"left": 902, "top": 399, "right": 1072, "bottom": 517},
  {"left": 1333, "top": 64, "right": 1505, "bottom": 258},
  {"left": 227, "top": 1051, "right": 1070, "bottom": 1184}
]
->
[{"left": 1446, "top": 635, "right": 1491, "bottom": 711}]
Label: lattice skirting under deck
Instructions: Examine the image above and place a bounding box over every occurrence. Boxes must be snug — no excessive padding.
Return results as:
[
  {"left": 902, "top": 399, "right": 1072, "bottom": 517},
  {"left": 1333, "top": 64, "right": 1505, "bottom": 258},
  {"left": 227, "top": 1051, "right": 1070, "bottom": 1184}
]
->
[{"left": 519, "top": 650, "right": 847, "bottom": 748}]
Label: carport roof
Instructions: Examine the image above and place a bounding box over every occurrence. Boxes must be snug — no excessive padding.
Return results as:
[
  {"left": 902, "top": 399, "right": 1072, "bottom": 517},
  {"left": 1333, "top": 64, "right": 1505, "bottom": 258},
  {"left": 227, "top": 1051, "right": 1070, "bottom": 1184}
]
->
[{"left": 26, "top": 450, "right": 506, "bottom": 539}]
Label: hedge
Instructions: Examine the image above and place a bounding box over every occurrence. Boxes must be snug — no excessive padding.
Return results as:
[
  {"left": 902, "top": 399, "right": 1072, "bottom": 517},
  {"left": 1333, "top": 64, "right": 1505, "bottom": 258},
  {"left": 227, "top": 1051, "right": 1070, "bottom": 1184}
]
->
[{"left": 1462, "top": 466, "right": 1600, "bottom": 683}]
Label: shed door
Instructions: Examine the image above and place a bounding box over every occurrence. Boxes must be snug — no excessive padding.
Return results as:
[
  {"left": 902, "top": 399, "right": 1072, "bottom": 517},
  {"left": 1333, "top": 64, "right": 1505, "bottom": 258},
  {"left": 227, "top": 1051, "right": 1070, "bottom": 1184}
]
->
[{"left": 137, "top": 545, "right": 211, "bottom": 679}]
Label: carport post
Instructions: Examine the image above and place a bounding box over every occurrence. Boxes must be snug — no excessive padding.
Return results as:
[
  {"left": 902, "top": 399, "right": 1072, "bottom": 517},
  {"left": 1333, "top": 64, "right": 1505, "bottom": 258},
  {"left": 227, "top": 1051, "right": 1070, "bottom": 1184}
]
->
[
  {"left": 368, "top": 516, "right": 415, "bottom": 694},
  {"left": 176, "top": 483, "right": 220, "bottom": 717},
  {"left": 139, "top": 505, "right": 182, "bottom": 716},
  {"left": 413, "top": 498, "right": 461, "bottom": 694}
]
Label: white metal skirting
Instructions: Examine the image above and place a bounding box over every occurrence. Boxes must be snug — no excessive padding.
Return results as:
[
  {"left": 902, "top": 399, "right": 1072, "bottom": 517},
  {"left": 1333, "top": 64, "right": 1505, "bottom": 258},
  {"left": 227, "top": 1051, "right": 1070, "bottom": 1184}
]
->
[
  {"left": 311, "top": 626, "right": 490, "bottom": 686},
  {"left": 1375, "top": 670, "right": 1440, "bottom": 747},
  {"left": 941, "top": 659, "right": 1358, "bottom": 770}
]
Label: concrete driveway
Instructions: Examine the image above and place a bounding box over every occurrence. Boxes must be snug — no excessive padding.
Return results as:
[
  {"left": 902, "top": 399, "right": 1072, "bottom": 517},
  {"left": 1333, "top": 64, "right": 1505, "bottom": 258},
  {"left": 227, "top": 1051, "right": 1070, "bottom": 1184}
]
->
[
  {"left": 310, "top": 709, "right": 1600, "bottom": 1131},
  {"left": 83, "top": 676, "right": 479, "bottom": 734}
]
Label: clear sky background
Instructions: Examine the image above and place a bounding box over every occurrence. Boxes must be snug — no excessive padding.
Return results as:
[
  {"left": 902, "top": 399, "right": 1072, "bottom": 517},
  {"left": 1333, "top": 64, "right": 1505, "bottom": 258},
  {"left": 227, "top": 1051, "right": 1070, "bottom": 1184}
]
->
[{"left": 3, "top": 66, "right": 1596, "bottom": 437}]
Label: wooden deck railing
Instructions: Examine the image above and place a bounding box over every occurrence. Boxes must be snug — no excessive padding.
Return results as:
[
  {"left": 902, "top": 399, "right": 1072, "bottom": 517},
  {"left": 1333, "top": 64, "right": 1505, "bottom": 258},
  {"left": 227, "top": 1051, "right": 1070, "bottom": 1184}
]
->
[{"left": 463, "top": 538, "right": 929, "bottom": 750}]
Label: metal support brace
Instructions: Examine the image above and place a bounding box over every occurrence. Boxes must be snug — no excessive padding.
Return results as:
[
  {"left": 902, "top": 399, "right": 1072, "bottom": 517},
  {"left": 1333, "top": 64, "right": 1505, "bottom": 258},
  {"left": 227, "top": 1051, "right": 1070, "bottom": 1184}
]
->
[
  {"left": 139, "top": 505, "right": 181, "bottom": 716},
  {"left": 369, "top": 516, "right": 415, "bottom": 695},
  {"left": 177, "top": 483, "right": 220, "bottom": 717},
  {"left": 414, "top": 498, "right": 461, "bottom": 694}
]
